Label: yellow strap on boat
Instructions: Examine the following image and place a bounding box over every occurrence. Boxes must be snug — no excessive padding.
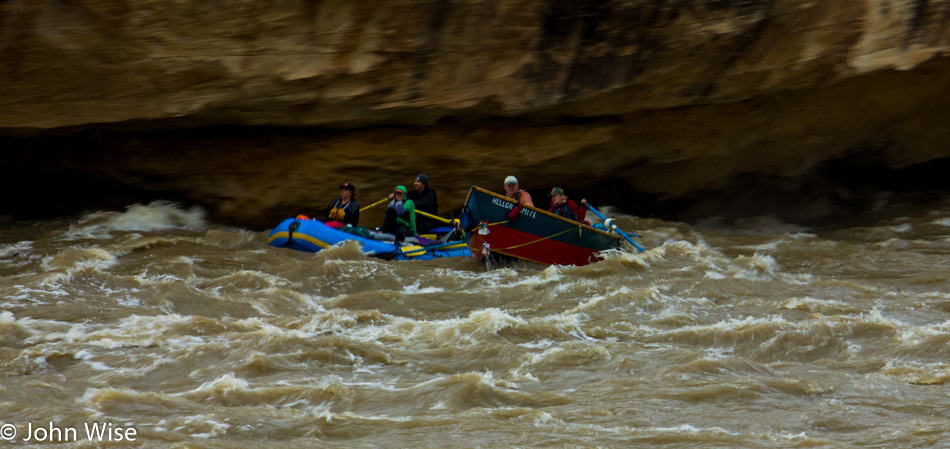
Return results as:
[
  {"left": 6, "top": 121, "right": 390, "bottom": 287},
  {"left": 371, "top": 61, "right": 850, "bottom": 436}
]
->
[
  {"left": 467, "top": 220, "right": 508, "bottom": 232},
  {"left": 266, "top": 231, "right": 330, "bottom": 249},
  {"left": 400, "top": 245, "right": 426, "bottom": 257}
]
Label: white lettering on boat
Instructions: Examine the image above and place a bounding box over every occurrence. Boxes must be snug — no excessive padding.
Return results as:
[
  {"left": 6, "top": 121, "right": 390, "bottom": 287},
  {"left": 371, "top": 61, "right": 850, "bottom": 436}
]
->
[
  {"left": 491, "top": 198, "right": 513, "bottom": 209},
  {"left": 490, "top": 198, "right": 537, "bottom": 219}
]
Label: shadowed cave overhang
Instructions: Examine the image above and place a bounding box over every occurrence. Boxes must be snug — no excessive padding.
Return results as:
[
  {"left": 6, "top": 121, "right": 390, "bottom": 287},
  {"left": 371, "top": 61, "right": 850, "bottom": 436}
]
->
[{"left": 2, "top": 0, "right": 950, "bottom": 227}]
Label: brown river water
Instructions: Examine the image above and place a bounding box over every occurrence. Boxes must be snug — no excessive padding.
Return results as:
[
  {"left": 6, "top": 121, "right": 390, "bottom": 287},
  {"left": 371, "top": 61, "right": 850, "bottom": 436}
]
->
[{"left": 2, "top": 199, "right": 950, "bottom": 447}]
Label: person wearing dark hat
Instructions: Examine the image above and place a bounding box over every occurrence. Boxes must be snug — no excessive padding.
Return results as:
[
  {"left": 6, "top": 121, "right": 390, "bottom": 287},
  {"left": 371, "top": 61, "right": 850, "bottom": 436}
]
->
[
  {"left": 407, "top": 173, "right": 439, "bottom": 233},
  {"left": 547, "top": 186, "right": 587, "bottom": 223},
  {"left": 381, "top": 185, "right": 416, "bottom": 242},
  {"left": 324, "top": 182, "right": 360, "bottom": 227}
]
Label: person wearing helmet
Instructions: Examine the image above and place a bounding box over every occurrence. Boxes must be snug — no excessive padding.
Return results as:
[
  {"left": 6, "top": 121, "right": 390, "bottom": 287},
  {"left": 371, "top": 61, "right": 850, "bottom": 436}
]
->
[{"left": 381, "top": 185, "right": 416, "bottom": 242}]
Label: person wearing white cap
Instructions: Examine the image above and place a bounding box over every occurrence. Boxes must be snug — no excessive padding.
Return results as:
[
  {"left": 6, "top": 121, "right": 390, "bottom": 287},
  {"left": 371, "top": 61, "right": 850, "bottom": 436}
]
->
[{"left": 503, "top": 175, "right": 534, "bottom": 207}]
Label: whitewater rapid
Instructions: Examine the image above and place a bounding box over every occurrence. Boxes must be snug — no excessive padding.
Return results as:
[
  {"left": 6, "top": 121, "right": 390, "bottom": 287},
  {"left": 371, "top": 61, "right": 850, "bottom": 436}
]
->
[{"left": 2, "top": 201, "right": 950, "bottom": 447}]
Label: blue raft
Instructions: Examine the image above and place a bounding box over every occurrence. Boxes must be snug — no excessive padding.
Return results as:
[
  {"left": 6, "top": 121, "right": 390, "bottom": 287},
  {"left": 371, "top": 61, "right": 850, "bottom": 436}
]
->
[{"left": 266, "top": 218, "right": 471, "bottom": 261}]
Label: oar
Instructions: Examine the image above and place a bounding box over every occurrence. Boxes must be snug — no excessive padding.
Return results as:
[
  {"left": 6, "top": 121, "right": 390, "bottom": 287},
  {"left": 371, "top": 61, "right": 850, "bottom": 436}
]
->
[
  {"left": 360, "top": 197, "right": 389, "bottom": 212},
  {"left": 585, "top": 203, "right": 646, "bottom": 252},
  {"left": 415, "top": 209, "right": 454, "bottom": 225},
  {"left": 361, "top": 199, "right": 455, "bottom": 227}
]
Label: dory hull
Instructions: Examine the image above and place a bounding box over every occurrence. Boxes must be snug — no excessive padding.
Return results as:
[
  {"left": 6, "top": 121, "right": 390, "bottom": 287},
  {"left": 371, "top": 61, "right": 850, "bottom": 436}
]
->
[{"left": 459, "top": 187, "right": 622, "bottom": 266}]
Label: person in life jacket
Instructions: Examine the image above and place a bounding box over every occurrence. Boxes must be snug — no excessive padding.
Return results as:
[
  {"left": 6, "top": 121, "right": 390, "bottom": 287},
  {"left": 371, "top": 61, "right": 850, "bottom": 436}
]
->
[
  {"left": 407, "top": 173, "right": 439, "bottom": 233},
  {"left": 324, "top": 182, "right": 360, "bottom": 227},
  {"left": 381, "top": 185, "right": 416, "bottom": 242},
  {"left": 547, "top": 186, "right": 588, "bottom": 224},
  {"left": 503, "top": 175, "right": 533, "bottom": 221}
]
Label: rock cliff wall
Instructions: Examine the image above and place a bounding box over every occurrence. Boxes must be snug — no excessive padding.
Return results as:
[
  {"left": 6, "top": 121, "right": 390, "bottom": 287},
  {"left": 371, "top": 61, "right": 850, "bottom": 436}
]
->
[{"left": 2, "top": 0, "right": 950, "bottom": 226}]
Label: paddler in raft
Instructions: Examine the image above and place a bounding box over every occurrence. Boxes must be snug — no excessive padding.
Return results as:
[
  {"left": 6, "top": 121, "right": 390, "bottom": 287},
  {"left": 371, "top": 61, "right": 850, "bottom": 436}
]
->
[
  {"left": 323, "top": 182, "right": 360, "bottom": 228},
  {"left": 381, "top": 185, "right": 417, "bottom": 243},
  {"left": 408, "top": 174, "right": 440, "bottom": 234}
]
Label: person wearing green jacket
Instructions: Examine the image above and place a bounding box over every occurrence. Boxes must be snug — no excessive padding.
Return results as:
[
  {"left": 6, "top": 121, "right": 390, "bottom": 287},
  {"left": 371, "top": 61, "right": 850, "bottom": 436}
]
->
[{"left": 381, "top": 185, "right": 416, "bottom": 242}]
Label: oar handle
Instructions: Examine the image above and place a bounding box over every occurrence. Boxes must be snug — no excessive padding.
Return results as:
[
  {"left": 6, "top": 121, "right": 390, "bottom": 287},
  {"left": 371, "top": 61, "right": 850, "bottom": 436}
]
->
[
  {"left": 359, "top": 197, "right": 390, "bottom": 212},
  {"left": 585, "top": 203, "right": 646, "bottom": 252},
  {"left": 415, "top": 209, "right": 454, "bottom": 225}
]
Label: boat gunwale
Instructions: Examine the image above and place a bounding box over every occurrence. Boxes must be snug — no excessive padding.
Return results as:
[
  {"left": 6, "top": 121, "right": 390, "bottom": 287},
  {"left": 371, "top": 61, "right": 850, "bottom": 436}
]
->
[
  {"left": 464, "top": 186, "right": 622, "bottom": 241},
  {"left": 268, "top": 218, "right": 468, "bottom": 258}
]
